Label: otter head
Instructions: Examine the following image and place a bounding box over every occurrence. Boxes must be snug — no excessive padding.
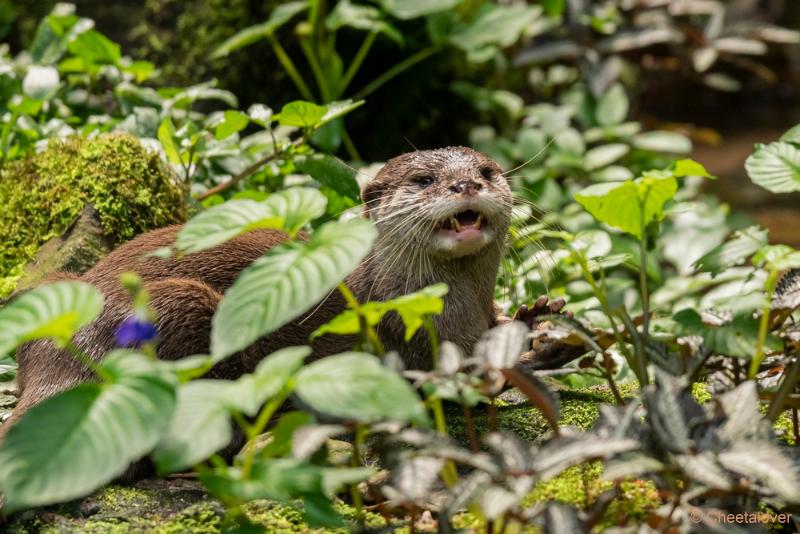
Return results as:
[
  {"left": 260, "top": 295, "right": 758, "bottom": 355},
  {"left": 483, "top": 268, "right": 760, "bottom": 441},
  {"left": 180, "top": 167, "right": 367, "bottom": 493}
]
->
[{"left": 362, "top": 147, "right": 512, "bottom": 259}]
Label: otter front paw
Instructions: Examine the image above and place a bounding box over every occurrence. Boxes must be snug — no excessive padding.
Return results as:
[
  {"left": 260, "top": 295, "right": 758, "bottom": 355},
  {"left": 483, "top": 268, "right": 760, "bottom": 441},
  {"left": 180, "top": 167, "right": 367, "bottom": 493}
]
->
[{"left": 512, "top": 296, "right": 572, "bottom": 330}]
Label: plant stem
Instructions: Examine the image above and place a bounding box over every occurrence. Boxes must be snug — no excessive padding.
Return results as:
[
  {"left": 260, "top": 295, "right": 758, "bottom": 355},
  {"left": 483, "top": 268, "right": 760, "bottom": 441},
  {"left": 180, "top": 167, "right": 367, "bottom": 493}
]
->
[
  {"left": 349, "top": 423, "right": 366, "bottom": 526},
  {"left": 354, "top": 46, "right": 441, "bottom": 100},
  {"left": 65, "top": 340, "right": 112, "bottom": 382},
  {"left": 638, "top": 226, "right": 650, "bottom": 338},
  {"left": 337, "top": 282, "right": 384, "bottom": 355},
  {"left": 195, "top": 138, "right": 301, "bottom": 201},
  {"left": 241, "top": 388, "right": 290, "bottom": 478},
  {"left": 299, "top": 37, "right": 332, "bottom": 102},
  {"left": 340, "top": 127, "right": 361, "bottom": 162},
  {"left": 766, "top": 355, "right": 800, "bottom": 422},
  {"left": 268, "top": 34, "right": 316, "bottom": 101},
  {"left": 750, "top": 268, "right": 779, "bottom": 378},
  {"left": 339, "top": 31, "right": 377, "bottom": 96}
]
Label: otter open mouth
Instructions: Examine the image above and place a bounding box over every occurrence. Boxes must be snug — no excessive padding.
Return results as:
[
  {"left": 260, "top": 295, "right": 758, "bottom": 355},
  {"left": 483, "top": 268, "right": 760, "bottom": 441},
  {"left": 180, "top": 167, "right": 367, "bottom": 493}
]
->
[{"left": 439, "top": 210, "right": 485, "bottom": 232}]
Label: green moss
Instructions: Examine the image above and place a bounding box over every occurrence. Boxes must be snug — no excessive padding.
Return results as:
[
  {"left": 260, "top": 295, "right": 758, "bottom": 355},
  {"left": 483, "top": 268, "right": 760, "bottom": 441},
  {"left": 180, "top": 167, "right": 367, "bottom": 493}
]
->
[{"left": 0, "top": 134, "right": 187, "bottom": 296}]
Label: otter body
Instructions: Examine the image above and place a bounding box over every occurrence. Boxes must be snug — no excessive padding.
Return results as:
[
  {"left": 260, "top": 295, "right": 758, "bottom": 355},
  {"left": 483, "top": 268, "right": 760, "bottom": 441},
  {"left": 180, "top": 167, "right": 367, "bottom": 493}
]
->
[{"left": 5, "top": 147, "right": 513, "bottom": 436}]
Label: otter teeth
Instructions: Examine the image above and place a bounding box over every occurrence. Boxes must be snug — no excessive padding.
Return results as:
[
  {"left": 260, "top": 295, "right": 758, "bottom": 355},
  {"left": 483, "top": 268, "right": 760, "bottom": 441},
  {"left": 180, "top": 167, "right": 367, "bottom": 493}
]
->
[
  {"left": 476, "top": 214, "right": 483, "bottom": 229},
  {"left": 451, "top": 216, "right": 461, "bottom": 231}
]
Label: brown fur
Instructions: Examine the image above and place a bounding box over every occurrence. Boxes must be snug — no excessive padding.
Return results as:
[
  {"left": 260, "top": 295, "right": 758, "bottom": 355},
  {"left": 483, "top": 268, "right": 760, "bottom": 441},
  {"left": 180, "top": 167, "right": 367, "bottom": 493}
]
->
[{"left": 3, "top": 146, "right": 512, "bottom": 449}]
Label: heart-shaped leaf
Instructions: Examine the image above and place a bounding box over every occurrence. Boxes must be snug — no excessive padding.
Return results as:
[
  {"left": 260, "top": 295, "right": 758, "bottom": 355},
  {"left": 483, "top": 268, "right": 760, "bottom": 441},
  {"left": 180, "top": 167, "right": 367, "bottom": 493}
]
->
[
  {"left": 211, "top": 219, "right": 376, "bottom": 359},
  {"left": 176, "top": 188, "right": 327, "bottom": 253},
  {"left": 745, "top": 141, "right": 800, "bottom": 193},
  {"left": 0, "top": 351, "right": 176, "bottom": 511},
  {"left": 295, "top": 352, "right": 430, "bottom": 425},
  {"left": 0, "top": 281, "right": 104, "bottom": 355}
]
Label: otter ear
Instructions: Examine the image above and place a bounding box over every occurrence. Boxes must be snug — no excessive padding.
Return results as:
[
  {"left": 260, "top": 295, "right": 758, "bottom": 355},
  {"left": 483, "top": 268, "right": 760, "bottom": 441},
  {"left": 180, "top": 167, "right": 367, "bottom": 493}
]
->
[{"left": 361, "top": 180, "right": 383, "bottom": 219}]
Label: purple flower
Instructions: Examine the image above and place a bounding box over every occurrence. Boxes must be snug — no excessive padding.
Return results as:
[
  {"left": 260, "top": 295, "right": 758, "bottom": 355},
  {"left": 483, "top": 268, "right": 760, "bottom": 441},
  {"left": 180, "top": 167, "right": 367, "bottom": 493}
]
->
[{"left": 116, "top": 317, "right": 158, "bottom": 347}]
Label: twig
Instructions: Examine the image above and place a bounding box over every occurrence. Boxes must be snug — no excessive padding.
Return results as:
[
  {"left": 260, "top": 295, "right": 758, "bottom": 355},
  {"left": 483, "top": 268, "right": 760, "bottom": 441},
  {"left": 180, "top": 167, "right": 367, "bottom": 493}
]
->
[{"left": 195, "top": 139, "right": 300, "bottom": 201}]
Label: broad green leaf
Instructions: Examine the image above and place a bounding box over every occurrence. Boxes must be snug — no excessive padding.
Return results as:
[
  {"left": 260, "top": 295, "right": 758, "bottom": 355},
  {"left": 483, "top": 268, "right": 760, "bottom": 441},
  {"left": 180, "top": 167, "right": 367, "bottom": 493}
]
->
[
  {"left": 595, "top": 84, "right": 628, "bottom": 127},
  {"left": 154, "top": 347, "right": 308, "bottom": 473},
  {"left": 449, "top": 4, "right": 541, "bottom": 62},
  {"left": 318, "top": 99, "right": 364, "bottom": 128},
  {"left": 67, "top": 29, "right": 120, "bottom": 66},
  {"left": 753, "top": 244, "right": 800, "bottom": 271},
  {"left": 745, "top": 141, "right": 800, "bottom": 193},
  {"left": 296, "top": 154, "right": 360, "bottom": 200},
  {"left": 779, "top": 124, "right": 800, "bottom": 144},
  {"left": 631, "top": 131, "right": 692, "bottom": 154},
  {"left": 30, "top": 10, "right": 92, "bottom": 65},
  {"left": 215, "top": 110, "right": 250, "bottom": 140},
  {"left": 176, "top": 188, "right": 327, "bottom": 253},
  {"left": 574, "top": 173, "right": 678, "bottom": 239},
  {"left": 0, "top": 351, "right": 176, "bottom": 511},
  {"left": 234, "top": 346, "right": 310, "bottom": 415},
  {"left": 157, "top": 118, "right": 181, "bottom": 165},
  {"left": 584, "top": 143, "right": 628, "bottom": 171},
  {"left": 211, "top": 219, "right": 377, "bottom": 359},
  {"left": 152, "top": 380, "right": 236, "bottom": 474},
  {"left": 326, "top": 0, "right": 402, "bottom": 44},
  {"left": 673, "top": 309, "right": 780, "bottom": 359},
  {"left": 313, "top": 284, "right": 448, "bottom": 341},
  {"left": 692, "top": 226, "right": 768, "bottom": 276},
  {"left": 168, "top": 82, "right": 238, "bottom": 109},
  {"left": 0, "top": 281, "right": 103, "bottom": 354},
  {"left": 380, "top": 0, "right": 460, "bottom": 20},
  {"left": 213, "top": 1, "right": 309, "bottom": 57},
  {"left": 672, "top": 158, "right": 713, "bottom": 178},
  {"left": 276, "top": 100, "right": 327, "bottom": 128},
  {"left": 22, "top": 66, "right": 59, "bottom": 100},
  {"left": 295, "top": 352, "right": 430, "bottom": 425}
]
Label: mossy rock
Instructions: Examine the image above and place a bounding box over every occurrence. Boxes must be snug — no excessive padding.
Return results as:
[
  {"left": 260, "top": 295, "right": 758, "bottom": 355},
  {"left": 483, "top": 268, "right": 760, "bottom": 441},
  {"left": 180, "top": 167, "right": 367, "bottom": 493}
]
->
[{"left": 0, "top": 133, "right": 187, "bottom": 298}]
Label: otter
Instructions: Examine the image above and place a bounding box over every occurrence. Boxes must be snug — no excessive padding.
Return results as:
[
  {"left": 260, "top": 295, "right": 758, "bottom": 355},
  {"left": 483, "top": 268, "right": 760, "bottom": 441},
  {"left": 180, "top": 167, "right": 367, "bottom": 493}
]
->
[{"left": 2, "top": 146, "right": 565, "bottom": 439}]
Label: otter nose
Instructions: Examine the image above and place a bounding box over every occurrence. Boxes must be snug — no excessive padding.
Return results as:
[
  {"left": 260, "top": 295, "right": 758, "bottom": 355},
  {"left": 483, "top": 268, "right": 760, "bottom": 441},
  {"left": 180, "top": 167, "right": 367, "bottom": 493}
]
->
[{"left": 449, "top": 180, "right": 482, "bottom": 196}]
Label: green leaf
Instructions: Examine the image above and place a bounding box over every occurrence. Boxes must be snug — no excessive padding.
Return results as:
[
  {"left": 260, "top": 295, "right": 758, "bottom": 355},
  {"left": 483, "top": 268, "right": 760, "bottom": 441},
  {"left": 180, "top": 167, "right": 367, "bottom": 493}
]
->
[
  {"left": 672, "top": 158, "right": 713, "bottom": 178},
  {"left": 574, "top": 173, "right": 678, "bottom": 239},
  {"left": 326, "top": 0, "right": 403, "bottom": 44},
  {"left": 317, "top": 99, "right": 364, "bottom": 128},
  {"left": 30, "top": 10, "right": 91, "bottom": 65},
  {"left": 0, "top": 281, "right": 103, "bottom": 354},
  {"left": 157, "top": 118, "right": 181, "bottom": 165},
  {"left": 673, "top": 309, "right": 780, "bottom": 359},
  {"left": 753, "top": 244, "right": 800, "bottom": 271},
  {"left": 152, "top": 380, "right": 236, "bottom": 474},
  {"left": 153, "top": 347, "right": 308, "bottom": 473},
  {"left": 0, "top": 351, "right": 176, "bottom": 511},
  {"left": 67, "top": 29, "right": 120, "bottom": 66},
  {"left": 449, "top": 4, "right": 541, "bottom": 62},
  {"left": 745, "top": 141, "right": 800, "bottom": 193},
  {"left": 176, "top": 200, "right": 281, "bottom": 253},
  {"left": 215, "top": 110, "right": 250, "bottom": 140},
  {"left": 276, "top": 100, "right": 327, "bottom": 128},
  {"left": 379, "top": 0, "right": 461, "bottom": 20},
  {"left": 313, "top": 284, "right": 448, "bottom": 341},
  {"left": 295, "top": 352, "right": 430, "bottom": 425},
  {"left": 595, "top": 84, "right": 628, "bottom": 127},
  {"left": 295, "top": 154, "right": 360, "bottom": 200},
  {"left": 176, "top": 189, "right": 326, "bottom": 253},
  {"left": 692, "top": 226, "right": 768, "bottom": 276},
  {"left": 779, "top": 124, "right": 800, "bottom": 144},
  {"left": 631, "top": 131, "right": 692, "bottom": 154},
  {"left": 211, "top": 219, "right": 377, "bottom": 360},
  {"left": 213, "top": 1, "right": 309, "bottom": 58},
  {"left": 583, "top": 143, "right": 629, "bottom": 171}
]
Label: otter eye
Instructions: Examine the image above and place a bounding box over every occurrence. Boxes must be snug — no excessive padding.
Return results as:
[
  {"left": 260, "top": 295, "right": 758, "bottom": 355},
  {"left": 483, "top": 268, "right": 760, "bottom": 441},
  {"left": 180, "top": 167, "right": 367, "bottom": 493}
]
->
[
  {"left": 480, "top": 167, "right": 494, "bottom": 181},
  {"left": 413, "top": 175, "right": 435, "bottom": 187}
]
